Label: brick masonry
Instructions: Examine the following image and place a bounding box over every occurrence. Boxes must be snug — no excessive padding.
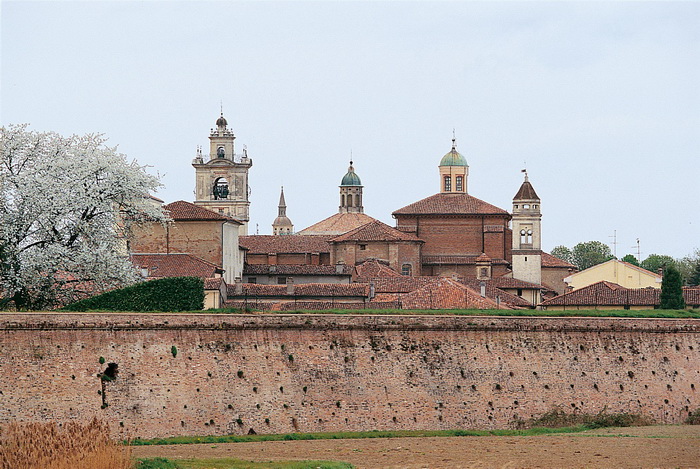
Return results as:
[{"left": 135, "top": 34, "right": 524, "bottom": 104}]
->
[{"left": 0, "top": 314, "right": 698, "bottom": 439}]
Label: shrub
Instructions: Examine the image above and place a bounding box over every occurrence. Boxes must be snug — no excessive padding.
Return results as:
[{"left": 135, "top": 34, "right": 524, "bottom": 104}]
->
[
  {"left": 171, "top": 346, "right": 177, "bottom": 358},
  {"left": 686, "top": 408, "right": 700, "bottom": 425},
  {"left": 61, "top": 277, "right": 205, "bottom": 312}
]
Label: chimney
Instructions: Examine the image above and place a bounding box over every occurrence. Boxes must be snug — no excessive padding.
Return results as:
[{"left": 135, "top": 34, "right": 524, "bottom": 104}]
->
[
  {"left": 286, "top": 277, "right": 295, "bottom": 295},
  {"left": 234, "top": 277, "right": 242, "bottom": 295},
  {"left": 479, "top": 281, "right": 486, "bottom": 298},
  {"left": 369, "top": 282, "right": 376, "bottom": 300}
]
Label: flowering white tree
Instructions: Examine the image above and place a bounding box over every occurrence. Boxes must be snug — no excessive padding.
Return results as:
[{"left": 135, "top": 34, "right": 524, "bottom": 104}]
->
[{"left": 0, "top": 124, "right": 167, "bottom": 309}]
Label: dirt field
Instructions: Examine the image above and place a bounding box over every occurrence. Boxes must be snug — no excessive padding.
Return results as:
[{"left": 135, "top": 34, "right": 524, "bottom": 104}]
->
[{"left": 132, "top": 425, "right": 700, "bottom": 468}]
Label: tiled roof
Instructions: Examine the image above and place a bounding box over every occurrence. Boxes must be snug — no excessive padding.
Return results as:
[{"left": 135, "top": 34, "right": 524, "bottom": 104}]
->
[
  {"left": 239, "top": 235, "right": 332, "bottom": 254},
  {"left": 354, "top": 259, "right": 402, "bottom": 281},
  {"left": 392, "top": 193, "right": 510, "bottom": 217},
  {"left": 204, "top": 277, "right": 225, "bottom": 290},
  {"left": 392, "top": 278, "right": 503, "bottom": 310},
  {"left": 164, "top": 200, "right": 238, "bottom": 222},
  {"left": 330, "top": 220, "right": 422, "bottom": 243},
  {"left": 243, "top": 264, "right": 353, "bottom": 276},
  {"left": 541, "top": 251, "right": 576, "bottom": 269},
  {"left": 487, "top": 276, "right": 544, "bottom": 290},
  {"left": 514, "top": 180, "right": 539, "bottom": 200},
  {"left": 298, "top": 212, "right": 379, "bottom": 236},
  {"left": 130, "top": 253, "right": 223, "bottom": 278},
  {"left": 369, "top": 276, "right": 440, "bottom": 293},
  {"left": 683, "top": 287, "right": 700, "bottom": 307},
  {"left": 422, "top": 255, "right": 510, "bottom": 266},
  {"left": 460, "top": 279, "right": 534, "bottom": 308},
  {"left": 539, "top": 281, "right": 661, "bottom": 307},
  {"left": 228, "top": 283, "right": 370, "bottom": 298}
]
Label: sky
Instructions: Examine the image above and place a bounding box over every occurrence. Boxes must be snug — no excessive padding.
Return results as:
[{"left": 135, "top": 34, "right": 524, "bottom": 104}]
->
[{"left": 2, "top": 1, "right": 699, "bottom": 260}]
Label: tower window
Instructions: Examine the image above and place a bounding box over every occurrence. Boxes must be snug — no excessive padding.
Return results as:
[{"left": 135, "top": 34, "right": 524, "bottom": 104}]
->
[
  {"left": 213, "top": 177, "right": 229, "bottom": 200},
  {"left": 456, "top": 176, "right": 463, "bottom": 192},
  {"left": 217, "top": 147, "right": 225, "bottom": 158},
  {"left": 523, "top": 204, "right": 530, "bottom": 209},
  {"left": 519, "top": 228, "right": 533, "bottom": 245},
  {"left": 444, "top": 176, "right": 451, "bottom": 192}
]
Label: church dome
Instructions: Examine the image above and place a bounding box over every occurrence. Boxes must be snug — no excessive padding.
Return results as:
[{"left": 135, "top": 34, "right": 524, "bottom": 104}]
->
[
  {"left": 439, "top": 139, "right": 467, "bottom": 167},
  {"left": 216, "top": 114, "right": 228, "bottom": 127},
  {"left": 273, "top": 215, "right": 293, "bottom": 227},
  {"left": 340, "top": 162, "right": 362, "bottom": 186}
]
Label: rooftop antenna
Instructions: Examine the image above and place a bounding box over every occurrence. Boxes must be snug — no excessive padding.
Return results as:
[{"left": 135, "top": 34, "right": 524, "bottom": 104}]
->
[
  {"left": 220, "top": 100, "right": 223, "bottom": 116},
  {"left": 350, "top": 149, "right": 353, "bottom": 166},
  {"left": 632, "top": 238, "right": 641, "bottom": 263},
  {"left": 609, "top": 230, "right": 618, "bottom": 258}
]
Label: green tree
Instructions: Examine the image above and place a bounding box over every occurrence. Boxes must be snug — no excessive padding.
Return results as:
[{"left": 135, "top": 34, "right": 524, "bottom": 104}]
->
[
  {"left": 688, "top": 258, "right": 700, "bottom": 287},
  {"left": 621, "top": 254, "right": 639, "bottom": 266},
  {"left": 571, "top": 241, "right": 615, "bottom": 271},
  {"left": 640, "top": 254, "right": 676, "bottom": 275},
  {"left": 550, "top": 245, "right": 573, "bottom": 264},
  {"left": 659, "top": 265, "right": 685, "bottom": 309}
]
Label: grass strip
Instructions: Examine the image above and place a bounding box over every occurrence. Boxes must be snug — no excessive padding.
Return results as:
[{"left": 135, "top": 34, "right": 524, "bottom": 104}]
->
[
  {"left": 137, "top": 457, "right": 353, "bottom": 469},
  {"left": 192, "top": 308, "right": 699, "bottom": 318},
  {"left": 130, "top": 425, "right": 593, "bottom": 446}
]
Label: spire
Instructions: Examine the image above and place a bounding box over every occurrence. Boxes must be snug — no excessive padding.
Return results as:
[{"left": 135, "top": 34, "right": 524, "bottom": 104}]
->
[
  {"left": 514, "top": 170, "right": 539, "bottom": 200},
  {"left": 278, "top": 186, "right": 287, "bottom": 214},
  {"left": 273, "top": 186, "right": 293, "bottom": 235}
]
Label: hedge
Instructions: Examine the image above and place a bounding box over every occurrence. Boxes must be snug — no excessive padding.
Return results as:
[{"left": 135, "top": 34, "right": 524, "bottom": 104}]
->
[{"left": 62, "top": 277, "right": 204, "bottom": 312}]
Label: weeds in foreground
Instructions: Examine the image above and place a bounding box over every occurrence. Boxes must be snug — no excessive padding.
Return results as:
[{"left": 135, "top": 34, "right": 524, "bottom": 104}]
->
[
  {"left": 686, "top": 408, "right": 700, "bottom": 425},
  {"left": 513, "top": 408, "right": 654, "bottom": 430},
  {"left": 0, "top": 418, "right": 132, "bottom": 469}
]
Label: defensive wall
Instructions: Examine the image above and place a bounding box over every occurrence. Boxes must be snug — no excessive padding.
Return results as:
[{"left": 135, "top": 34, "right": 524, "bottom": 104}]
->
[{"left": 0, "top": 313, "right": 698, "bottom": 439}]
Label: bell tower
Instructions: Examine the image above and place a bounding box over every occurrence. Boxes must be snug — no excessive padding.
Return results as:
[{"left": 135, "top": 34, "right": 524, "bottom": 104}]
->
[
  {"left": 339, "top": 161, "right": 363, "bottom": 214},
  {"left": 192, "top": 111, "right": 252, "bottom": 234},
  {"left": 511, "top": 170, "right": 542, "bottom": 286},
  {"left": 438, "top": 137, "right": 468, "bottom": 194}
]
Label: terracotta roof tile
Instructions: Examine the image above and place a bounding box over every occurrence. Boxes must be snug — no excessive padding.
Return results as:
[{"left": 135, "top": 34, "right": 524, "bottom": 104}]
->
[
  {"left": 541, "top": 251, "right": 577, "bottom": 269},
  {"left": 298, "top": 212, "right": 379, "bottom": 235},
  {"left": 392, "top": 193, "right": 510, "bottom": 217},
  {"left": 394, "top": 278, "right": 503, "bottom": 310},
  {"left": 239, "top": 235, "right": 332, "bottom": 254},
  {"left": 354, "top": 259, "right": 402, "bottom": 281},
  {"left": 243, "top": 264, "right": 353, "bottom": 276},
  {"left": 422, "top": 255, "right": 510, "bottom": 266},
  {"left": 514, "top": 180, "right": 540, "bottom": 200},
  {"left": 683, "top": 287, "right": 700, "bottom": 307},
  {"left": 164, "top": 200, "right": 239, "bottom": 222},
  {"left": 228, "top": 283, "right": 369, "bottom": 298},
  {"left": 460, "top": 279, "right": 534, "bottom": 307},
  {"left": 130, "top": 253, "right": 223, "bottom": 278},
  {"left": 539, "top": 281, "right": 661, "bottom": 307},
  {"left": 330, "top": 220, "right": 423, "bottom": 243},
  {"left": 204, "top": 277, "right": 225, "bottom": 290},
  {"left": 368, "top": 276, "right": 439, "bottom": 293}
]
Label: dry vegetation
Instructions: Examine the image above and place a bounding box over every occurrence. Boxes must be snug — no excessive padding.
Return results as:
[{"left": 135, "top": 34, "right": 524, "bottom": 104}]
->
[{"left": 0, "top": 418, "right": 132, "bottom": 469}]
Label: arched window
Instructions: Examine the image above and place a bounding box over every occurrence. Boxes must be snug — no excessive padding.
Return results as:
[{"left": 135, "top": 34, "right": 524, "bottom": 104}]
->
[
  {"left": 444, "top": 176, "right": 451, "bottom": 192},
  {"left": 519, "top": 228, "right": 533, "bottom": 245},
  {"left": 456, "top": 176, "right": 463, "bottom": 192},
  {"left": 213, "top": 177, "right": 229, "bottom": 200},
  {"left": 341, "top": 194, "right": 345, "bottom": 206},
  {"left": 401, "top": 264, "right": 412, "bottom": 276},
  {"left": 217, "top": 146, "right": 225, "bottom": 158}
]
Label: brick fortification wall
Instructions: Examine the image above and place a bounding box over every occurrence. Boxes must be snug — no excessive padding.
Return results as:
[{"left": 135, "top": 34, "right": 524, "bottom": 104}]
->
[{"left": 1, "top": 314, "right": 698, "bottom": 439}]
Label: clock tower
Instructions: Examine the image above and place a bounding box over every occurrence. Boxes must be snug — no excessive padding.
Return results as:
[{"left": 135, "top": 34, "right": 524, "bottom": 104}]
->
[{"left": 192, "top": 112, "right": 252, "bottom": 235}]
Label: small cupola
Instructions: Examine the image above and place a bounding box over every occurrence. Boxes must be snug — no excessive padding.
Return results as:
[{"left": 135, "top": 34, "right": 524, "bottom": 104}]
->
[
  {"left": 439, "top": 136, "right": 469, "bottom": 193},
  {"left": 339, "top": 160, "right": 364, "bottom": 214}
]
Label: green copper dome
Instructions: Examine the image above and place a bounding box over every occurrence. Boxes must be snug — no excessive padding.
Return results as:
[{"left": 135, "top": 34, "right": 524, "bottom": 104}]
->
[
  {"left": 340, "top": 162, "right": 362, "bottom": 186},
  {"left": 439, "top": 139, "right": 468, "bottom": 167}
]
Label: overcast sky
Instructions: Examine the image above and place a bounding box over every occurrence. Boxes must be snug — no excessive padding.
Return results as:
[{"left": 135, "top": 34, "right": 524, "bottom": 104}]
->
[{"left": 2, "top": 1, "right": 698, "bottom": 259}]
